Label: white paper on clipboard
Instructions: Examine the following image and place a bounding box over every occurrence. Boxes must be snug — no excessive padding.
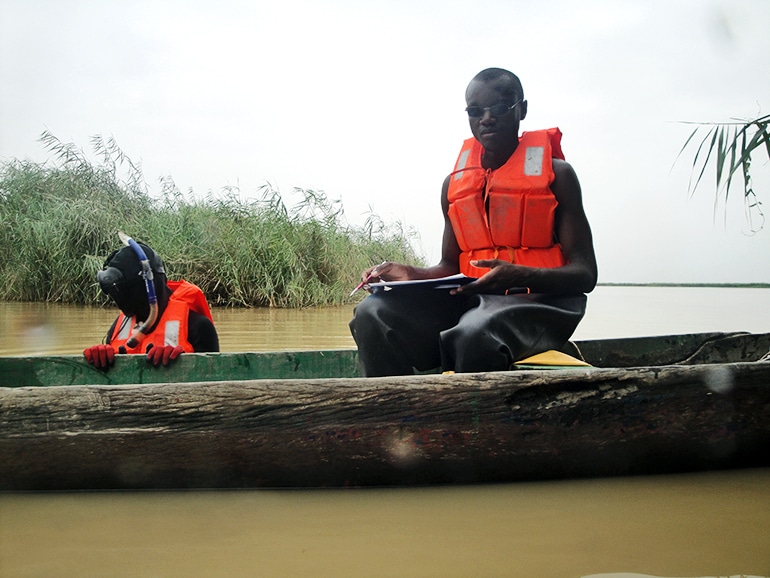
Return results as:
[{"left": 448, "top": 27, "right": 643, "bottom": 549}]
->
[{"left": 368, "top": 274, "right": 476, "bottom": 292}]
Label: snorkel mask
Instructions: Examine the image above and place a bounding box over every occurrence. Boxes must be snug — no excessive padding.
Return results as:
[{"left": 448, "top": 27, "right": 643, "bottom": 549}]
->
[{"left": 97, "top": 233, "right": 163, "bottom": 348}]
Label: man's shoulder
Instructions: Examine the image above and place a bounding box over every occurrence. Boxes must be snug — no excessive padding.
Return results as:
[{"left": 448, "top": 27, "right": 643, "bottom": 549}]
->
[
  {"left": 552, "top": 157, "right": 577, "bottom": 181},
  {"left": 551, "top": 157, "right": 572, "bottom": 169}
]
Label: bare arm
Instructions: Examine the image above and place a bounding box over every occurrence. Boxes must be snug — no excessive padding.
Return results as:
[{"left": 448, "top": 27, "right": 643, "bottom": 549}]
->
[{"left": 455, "top": 158, "right": 598, "bottom": 295}]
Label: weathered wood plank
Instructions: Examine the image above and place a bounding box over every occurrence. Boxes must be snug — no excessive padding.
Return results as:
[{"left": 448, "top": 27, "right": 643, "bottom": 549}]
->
[{"left": 2, "top": 362, "right": 768, "bottom": 490}]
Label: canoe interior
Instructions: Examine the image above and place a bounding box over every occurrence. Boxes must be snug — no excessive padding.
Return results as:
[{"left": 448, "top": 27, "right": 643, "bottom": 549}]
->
[{"left": 1, "top": 331, "right": 768, "bottom": 388}]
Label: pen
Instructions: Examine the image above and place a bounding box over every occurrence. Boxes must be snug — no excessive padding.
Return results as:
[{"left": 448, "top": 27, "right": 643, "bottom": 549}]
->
[{"left": 349, "top": 261, "right": 387, "bottom": 297}]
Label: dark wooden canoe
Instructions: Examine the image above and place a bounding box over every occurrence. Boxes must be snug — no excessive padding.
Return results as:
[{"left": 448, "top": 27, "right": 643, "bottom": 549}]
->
[{"left": 1, "top": 332, "right": 768, "bottom": 491}]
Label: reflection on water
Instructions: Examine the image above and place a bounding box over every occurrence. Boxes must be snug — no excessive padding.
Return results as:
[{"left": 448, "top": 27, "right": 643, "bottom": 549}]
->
[
  {"left": 213, "top": 305, "right": 356, "bottom": 352},
  {"left": 2, "top": 287, "right": 770, "bottom": 576},
  {"left": 0, "top": 301, "right": 357, "bottom": 356}
]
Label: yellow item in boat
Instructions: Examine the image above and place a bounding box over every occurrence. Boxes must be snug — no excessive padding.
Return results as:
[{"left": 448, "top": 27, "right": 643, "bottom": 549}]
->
[{"left": 515, "top": 350, "right": 591, "bottom": 367}]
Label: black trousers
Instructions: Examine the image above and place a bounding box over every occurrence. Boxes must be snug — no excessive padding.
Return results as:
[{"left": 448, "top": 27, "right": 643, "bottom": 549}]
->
[{"left": 349, "top": 289, "right": 587, "bottom": 376}]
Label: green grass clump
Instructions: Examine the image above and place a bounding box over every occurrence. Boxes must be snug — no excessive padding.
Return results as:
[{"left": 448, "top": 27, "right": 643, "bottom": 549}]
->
[{"left": 0, "top": 132, "right": 424, "bottom": 308}]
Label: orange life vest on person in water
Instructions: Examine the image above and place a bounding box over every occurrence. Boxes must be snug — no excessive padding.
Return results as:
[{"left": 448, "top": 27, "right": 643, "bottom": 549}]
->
[
  {"left": 447, "top": 128, "right": 567, "bottom": 278},
  {"left": 108, "top": 280, "right": 214, "bottom": 354}
]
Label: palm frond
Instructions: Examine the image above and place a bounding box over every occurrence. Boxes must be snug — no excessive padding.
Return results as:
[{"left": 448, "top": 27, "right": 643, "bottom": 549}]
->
[{"left": 678, "top": 113, "right": 769, "bottom": 232}]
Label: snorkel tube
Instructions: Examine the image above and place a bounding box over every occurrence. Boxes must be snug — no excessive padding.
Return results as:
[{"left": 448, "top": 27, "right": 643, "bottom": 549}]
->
[{"left": 118, "top": 232, "right": 159, "bottom": 348}]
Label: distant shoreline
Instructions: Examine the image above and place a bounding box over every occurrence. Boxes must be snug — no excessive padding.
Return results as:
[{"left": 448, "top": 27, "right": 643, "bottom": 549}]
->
[{"left": 598, "top": 283, "right": 770, "bottom": 288}]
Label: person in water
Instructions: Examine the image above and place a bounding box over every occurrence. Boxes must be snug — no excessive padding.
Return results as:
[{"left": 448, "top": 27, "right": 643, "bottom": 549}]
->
[
  {"left": 349, "top": 68, "right": 597, "bottom": 376},
  {"left": 83, "top": 237, "right": 219, "bottom": 370}
]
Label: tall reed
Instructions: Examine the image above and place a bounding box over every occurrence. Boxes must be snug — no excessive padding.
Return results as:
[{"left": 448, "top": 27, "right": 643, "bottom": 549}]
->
[{"left": 0, "top": 133, "right": 423, "bottom": 308}]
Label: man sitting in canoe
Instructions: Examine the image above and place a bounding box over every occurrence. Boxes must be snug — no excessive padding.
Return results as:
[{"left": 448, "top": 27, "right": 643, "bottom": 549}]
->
[
  {"left": 349, "top": 68, "right": 598, "bottom": 376},
  {"left": 83, "top": 235, "right": 219, "bottom": 370}
]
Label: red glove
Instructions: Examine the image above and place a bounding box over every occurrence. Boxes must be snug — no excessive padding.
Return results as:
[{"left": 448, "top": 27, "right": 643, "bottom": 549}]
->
[
  {"left": 83, "top": 344, "right": 116, "bottom": 370},
  {"left": 146, "top": 344, "right": 184, "bottom": 367}
]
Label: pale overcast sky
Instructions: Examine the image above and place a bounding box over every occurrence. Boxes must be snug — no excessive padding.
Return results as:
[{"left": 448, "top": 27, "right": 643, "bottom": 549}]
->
[{"left": 1, "top": 0, "right": 769, "bottom": 283}]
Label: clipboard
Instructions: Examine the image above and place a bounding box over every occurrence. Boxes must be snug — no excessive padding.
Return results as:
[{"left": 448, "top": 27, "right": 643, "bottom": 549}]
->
[{"left": 368, "top": 274, "right": 477, "bottom": 292}]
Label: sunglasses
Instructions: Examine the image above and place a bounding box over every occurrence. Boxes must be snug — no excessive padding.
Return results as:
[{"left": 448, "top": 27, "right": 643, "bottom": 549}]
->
[{"left": 465, "top": 100, "right": 521, "bottom": 119}]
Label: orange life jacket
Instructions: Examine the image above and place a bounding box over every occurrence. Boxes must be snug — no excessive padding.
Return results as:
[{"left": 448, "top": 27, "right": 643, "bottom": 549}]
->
[
  {"left": 108, "top": 280, "right": 214, "bottom": 354},
  {"left": 447, "top": 128, "right": 567, "bottom": 278}
]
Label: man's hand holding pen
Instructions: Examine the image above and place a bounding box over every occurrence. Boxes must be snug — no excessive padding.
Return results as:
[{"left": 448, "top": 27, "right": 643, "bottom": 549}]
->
[
  {"left": 349, "top": 261, "right": 388, "bottom": 297},
  {"left": 349, "top": 261, "right": 417, "bottom": 296}
]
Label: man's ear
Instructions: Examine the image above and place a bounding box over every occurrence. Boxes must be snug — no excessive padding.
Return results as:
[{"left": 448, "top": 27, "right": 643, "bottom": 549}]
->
[{"left": 518, "top": 100, "right": 528, "bottom": 121}]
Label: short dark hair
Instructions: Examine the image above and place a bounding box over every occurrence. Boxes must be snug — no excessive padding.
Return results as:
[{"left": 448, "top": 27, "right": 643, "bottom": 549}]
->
[{"left": 470, "top": 68, "right": 524, "bottom": 101}]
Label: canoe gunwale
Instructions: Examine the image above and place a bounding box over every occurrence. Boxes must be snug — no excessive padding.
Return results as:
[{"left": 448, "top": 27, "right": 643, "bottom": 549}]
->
[{"left": 1, "top": 331, "right": 769, "bottom": 389}]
